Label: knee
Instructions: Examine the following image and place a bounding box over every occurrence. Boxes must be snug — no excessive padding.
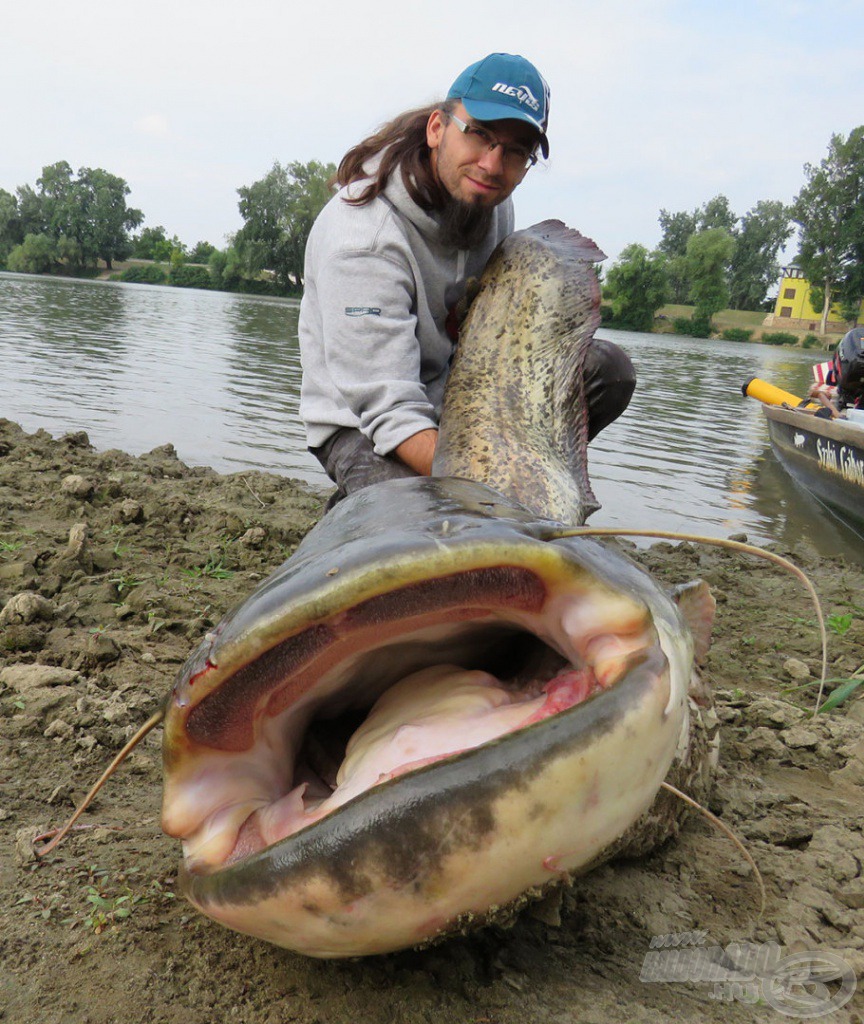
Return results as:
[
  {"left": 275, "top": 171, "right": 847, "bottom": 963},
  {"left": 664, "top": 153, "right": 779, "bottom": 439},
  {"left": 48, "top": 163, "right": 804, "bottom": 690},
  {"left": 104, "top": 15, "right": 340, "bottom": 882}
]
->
[{"left": 583, "top": 339, "right": 636, "bottom": 440}]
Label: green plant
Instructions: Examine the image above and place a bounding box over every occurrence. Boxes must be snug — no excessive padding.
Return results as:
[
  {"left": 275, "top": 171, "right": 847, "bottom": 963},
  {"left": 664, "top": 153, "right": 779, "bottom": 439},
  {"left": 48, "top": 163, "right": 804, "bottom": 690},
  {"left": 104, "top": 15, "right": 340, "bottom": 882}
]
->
[
  {"left": 182, "top": 556, "right": 234, "bottom": 580},
  {"left": 817, "top": 675, "right": 864, "bottom": 712},
  {"left": 81, "top": 870, "right": 176, "bottom": 934},
  {"left": 721, "top": 327, "right": 753, "bottom": 342},
  {"left": 761, "top": 331, "right": 798, "bottom": 346},
  {"left": 119, "top": 264, "right": 167, "bottom": 285},
  {"left": 827, "top": 613, "right": 853, "bottom": 636},
  {"left": 672, "top": 315, "right": 712, "bottom": 338},
  {"left": 802, "top": 333, "right": 822, "bottom": 349},
  {"left": 168, "top": 263, "right": 212, "bottom": 289},
  {"left": 110, "top": 571, "right": 142, "bottom": 595}
]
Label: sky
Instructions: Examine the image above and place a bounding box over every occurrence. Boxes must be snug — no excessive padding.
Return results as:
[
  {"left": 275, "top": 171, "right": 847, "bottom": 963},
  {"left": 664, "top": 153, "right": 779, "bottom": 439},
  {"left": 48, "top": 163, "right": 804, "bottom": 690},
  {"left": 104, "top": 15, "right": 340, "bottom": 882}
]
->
[{"left": 2, "top": 0, "right": 863, "bottom": 268}]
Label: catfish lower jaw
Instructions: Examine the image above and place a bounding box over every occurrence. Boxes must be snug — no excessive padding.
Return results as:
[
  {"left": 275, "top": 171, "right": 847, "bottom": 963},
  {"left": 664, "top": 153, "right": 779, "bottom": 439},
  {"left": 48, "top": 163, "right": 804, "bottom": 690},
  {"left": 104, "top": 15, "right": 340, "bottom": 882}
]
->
[{"left": 163, "top": 566, "right": 662, "bottom": 875}]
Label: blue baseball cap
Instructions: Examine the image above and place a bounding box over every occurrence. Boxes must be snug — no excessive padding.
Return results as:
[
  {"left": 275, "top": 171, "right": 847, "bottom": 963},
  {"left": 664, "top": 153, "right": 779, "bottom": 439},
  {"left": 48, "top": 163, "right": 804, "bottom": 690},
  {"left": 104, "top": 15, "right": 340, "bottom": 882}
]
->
[{"left": 447, "top": 53, "right": 550, "bottom": 158}]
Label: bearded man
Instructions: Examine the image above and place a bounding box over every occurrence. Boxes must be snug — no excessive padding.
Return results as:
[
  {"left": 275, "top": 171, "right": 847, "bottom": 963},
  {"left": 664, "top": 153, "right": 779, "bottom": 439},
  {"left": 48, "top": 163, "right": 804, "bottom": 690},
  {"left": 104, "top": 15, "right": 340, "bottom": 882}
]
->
[{"left": 299, "top": 53, "right": 635, "bottom": 503}]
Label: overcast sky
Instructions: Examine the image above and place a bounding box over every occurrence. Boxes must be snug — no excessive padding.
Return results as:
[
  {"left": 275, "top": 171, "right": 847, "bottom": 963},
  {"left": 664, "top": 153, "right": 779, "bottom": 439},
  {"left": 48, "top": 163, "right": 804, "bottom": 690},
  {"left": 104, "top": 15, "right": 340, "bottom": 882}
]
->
[{"left": 2, "top": 0, "right": 862, "bottom": 268}]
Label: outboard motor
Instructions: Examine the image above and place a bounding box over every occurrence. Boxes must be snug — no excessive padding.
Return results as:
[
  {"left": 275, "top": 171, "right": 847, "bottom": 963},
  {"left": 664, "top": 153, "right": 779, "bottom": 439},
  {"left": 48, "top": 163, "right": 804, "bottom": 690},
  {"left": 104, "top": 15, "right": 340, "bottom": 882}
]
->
[{"left": 835, "top": 327, "right": 864, "bottom": 408}]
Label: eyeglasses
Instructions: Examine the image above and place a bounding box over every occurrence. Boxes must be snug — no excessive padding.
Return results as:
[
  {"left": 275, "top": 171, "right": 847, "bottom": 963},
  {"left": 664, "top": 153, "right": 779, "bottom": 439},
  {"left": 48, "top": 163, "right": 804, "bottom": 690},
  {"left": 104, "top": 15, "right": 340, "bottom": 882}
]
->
[{"left": 444, "top": 112, "right": 539, "bottom": 172}]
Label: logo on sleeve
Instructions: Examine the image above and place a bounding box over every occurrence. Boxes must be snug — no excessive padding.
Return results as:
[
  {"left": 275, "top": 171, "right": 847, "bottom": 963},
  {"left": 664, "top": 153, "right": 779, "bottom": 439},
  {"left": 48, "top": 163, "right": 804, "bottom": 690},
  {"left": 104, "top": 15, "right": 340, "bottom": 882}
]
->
[{"left": 344, "top": 307, "right": 381, "bottom": 317}]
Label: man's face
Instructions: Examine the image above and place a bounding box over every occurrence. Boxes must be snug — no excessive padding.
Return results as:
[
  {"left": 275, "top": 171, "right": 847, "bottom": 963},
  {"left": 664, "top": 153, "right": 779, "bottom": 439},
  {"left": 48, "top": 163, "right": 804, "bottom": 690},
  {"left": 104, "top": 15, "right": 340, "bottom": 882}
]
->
[{"left": 426, "top": 102, "right": 538, "bottom": 208}]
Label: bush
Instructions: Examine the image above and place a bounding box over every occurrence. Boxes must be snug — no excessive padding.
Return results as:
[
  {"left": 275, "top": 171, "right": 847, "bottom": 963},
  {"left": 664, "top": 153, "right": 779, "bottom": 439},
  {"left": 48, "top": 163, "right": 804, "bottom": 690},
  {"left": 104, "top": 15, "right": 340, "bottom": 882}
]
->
[
  {"left": 169, "top": 264, "right": 212, "bottom": 289},
  {"left": 600, "top": 303, "right": 615, "bottom": 323},
  {"left": 761, "top": 331, "right": 798, "bottom": 346},
  {"left": 7, "top": 233, "right": 57, "bottom": 274},
  {"left": 119, "top": 264, "right": 167, "bottom": 285},
  {"left": 721, "top": 328, "right": 753, "bottom": 342},
  {"left": 802, "top": 334, "right": 823, "bottom": 349},
  {"left": 672, "top": 316, "right": 712, "bottom": 338}
]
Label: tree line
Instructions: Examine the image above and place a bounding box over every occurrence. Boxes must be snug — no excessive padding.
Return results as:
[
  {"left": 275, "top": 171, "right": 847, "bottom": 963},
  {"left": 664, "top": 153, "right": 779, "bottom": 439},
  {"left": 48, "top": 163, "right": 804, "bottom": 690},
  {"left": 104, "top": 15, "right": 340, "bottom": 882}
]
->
[
  {"left": 603, "top": 125, "right": 864, "bottom": 336},
  {"left": 0, "top": 159, "right": 336, "bottom": 297},
  {"left": 2, "top": 127, "right": 862, "bottom": 332}
]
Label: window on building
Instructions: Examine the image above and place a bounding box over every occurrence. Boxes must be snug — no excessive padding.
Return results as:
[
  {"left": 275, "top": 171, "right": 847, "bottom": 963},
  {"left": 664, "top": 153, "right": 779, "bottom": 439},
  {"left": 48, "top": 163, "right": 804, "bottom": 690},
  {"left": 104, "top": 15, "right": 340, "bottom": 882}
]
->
[
  {"left": 784, "top": 288, "right": 796, "bottom": 299},
  {"left": 780, "top": 306, "right": 793, "bottom": 318}
]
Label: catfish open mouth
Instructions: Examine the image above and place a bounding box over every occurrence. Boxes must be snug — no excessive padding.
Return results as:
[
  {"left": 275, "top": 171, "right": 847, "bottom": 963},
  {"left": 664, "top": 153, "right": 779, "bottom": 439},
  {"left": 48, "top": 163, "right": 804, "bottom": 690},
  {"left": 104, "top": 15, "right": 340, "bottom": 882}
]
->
[{"left": 162, "top": 555, "right": 666, "bottom": 875}]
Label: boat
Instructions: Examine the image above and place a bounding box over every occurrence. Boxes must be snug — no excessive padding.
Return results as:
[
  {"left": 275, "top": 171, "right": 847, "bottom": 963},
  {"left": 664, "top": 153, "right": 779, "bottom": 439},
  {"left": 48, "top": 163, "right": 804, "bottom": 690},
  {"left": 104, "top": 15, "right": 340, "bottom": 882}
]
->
[{"left": 742, "top": 377, "right": 864, "bottom": 526}]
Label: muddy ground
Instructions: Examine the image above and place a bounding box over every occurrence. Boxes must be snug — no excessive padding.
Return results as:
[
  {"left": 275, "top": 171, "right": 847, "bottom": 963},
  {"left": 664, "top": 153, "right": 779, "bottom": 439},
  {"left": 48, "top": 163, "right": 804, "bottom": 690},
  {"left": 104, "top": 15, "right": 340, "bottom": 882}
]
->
[{"left": 0, "top": 417, "right": 862, "bottom": 1024}]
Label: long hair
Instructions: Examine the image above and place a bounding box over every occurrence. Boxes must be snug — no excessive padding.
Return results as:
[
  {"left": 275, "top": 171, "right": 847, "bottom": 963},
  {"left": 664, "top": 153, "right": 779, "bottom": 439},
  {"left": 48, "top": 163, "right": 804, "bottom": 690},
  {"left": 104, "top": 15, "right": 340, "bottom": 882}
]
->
[{"left": 333, "top": 100, "right": 455, "bottom": 209}]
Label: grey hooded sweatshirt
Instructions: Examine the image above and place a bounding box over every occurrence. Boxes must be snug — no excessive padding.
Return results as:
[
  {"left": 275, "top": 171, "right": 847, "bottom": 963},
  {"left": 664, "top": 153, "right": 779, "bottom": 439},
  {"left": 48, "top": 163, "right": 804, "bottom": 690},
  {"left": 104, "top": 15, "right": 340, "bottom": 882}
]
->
[{"left": 298, "top": 168, "right": 514, "bottom": 456}]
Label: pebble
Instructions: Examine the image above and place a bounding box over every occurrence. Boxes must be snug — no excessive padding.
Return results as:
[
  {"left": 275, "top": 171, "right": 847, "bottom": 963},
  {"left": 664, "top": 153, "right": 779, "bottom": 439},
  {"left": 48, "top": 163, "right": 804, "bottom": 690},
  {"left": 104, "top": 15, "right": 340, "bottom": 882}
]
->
[
  {"left": 0, "top": 592, "right": 55, "bottom": 626},
  {"left": 114, "top": 498, "right": 143, "bottom": 524},
  {"left": 0, "top": 664, "right": 81, "bottom": 691},
  {"left": 783, "top": 726, "right": 820, "bottom": 749},
  {"left": 61, "top": 474, "right": 94, "bottom": 498},
  {"left": 783, "top": 657, "right": 811, "bottom": 681},
  {"left": 80, "top": 632, "right": 121, "bottom": 667},
  {"left": 43, "top": 719, "right": 75, "bottom": 740},
  {"left": 61, "top": 522, "right": 93, "bottom": 573},
  {"left": 744, "top": 727, "right": 787, "bottom": 759},
  {"left": 14, "top": 826, "right": 41, "bottom": 864}
]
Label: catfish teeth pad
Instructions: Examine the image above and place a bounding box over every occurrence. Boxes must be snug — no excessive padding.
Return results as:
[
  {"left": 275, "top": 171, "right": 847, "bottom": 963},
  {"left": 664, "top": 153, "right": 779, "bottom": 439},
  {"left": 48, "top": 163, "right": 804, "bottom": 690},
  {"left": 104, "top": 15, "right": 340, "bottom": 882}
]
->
[{"left": 161, "top": 476, "right": 695, "bottom": 958}]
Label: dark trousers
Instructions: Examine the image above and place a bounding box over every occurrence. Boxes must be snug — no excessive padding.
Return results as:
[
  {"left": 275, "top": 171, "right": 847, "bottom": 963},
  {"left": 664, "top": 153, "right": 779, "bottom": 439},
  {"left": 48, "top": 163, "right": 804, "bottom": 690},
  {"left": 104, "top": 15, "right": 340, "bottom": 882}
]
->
[{"left": 312, "top": 337, "right": 635, "bottom": 507}]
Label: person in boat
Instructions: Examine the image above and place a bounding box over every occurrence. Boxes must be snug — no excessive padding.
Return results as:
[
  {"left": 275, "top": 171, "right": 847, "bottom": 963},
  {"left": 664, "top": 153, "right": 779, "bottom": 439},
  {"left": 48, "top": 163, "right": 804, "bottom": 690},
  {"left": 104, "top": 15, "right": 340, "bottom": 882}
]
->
[
  {"left": 298, "top": 53, "right": 636, "bottom": 504},
  {"left": 807, "top": 327, "right": 864, "bottom": 418}
]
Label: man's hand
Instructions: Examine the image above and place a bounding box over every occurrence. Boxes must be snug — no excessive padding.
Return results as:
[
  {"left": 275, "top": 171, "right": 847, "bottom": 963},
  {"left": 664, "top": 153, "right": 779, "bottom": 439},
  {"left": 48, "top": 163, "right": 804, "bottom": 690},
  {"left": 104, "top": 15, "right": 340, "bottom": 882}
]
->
[{"left": 395, "top": 428, "right": 438, "bottom": 476}]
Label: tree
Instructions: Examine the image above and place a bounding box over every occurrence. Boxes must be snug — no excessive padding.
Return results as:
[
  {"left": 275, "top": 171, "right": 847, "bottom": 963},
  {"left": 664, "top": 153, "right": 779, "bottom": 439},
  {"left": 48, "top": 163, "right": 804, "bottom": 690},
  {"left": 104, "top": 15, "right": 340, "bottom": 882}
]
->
[
  {"left": 14, "top": 183, "right": 47, "bottom": 237},
  {"left": 235, "top": 159, "right": 335, "bottom": 292},
  {"left": 131, "top": 225, "right": 186, "bottom": 263},
  {"left": 0, "top": 189, "right": 22, "bottom": 264},
  {"left": 208, "top": 245, "right": 244, "bottom": 291},
  {"left": 603, "top": 244, "right": 670, "bottom": 331},
  {"left": 686, "top": 228, "right": 736, "bottom": 324},
  {"left": 131, "top": 226, "right": 168, "bottom": 260},
  {"left": 75, "top": 166, "right": 143, "bottom": 268},
  {"left": 793, "top": 126, "right": 864, "bottom": 334},
  {"left": 12, "top": 162, "right": 143, "bottom": 272},
  {"left": 657, "top": 196, "right": 738, "bottom": 304},
  {"left": 727, "top": 200, "right": 792, "bottom": 310},
  {"left": 188, "top": 240, "right": 216, "bottom": 264},
  {"left": 698, "top": 194, "right": 737, "bottom": 233},
  {"left": 7, "top": 233, "right": 58, "bottom": 274},
  {"left": 658, "top": 208, "right": 698, "bottom": 302}
]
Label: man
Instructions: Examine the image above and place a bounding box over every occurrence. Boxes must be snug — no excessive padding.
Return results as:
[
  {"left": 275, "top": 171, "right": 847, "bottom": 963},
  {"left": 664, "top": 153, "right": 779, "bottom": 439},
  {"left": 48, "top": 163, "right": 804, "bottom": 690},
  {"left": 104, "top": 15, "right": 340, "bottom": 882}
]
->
[
  {"left": 807, "top": 327, "right": 864, "bottom": 417},
  {"left": 299, "top": 52, "right": 635, "bottom": 502}
]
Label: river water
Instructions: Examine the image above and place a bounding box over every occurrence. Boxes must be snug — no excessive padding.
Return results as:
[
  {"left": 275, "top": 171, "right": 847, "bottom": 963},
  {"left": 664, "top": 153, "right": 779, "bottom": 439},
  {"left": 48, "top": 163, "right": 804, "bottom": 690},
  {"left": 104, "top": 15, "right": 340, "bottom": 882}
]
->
[{"left": 1, "top": 272, "right": 861, "bottom": 561}]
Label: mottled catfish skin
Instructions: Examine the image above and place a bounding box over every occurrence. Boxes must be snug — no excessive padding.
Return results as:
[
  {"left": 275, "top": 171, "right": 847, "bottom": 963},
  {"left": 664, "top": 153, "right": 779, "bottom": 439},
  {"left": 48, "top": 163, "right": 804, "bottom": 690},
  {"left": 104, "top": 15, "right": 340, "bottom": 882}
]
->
[
  {"left": 433, "top": 220, "right": 604, "bottom": 524},
  {"left": 162, "top": 479, "right": 693, "bottom": 956},
  {"left": 161, "top": 221, "right": 701, "bottom": 957}
]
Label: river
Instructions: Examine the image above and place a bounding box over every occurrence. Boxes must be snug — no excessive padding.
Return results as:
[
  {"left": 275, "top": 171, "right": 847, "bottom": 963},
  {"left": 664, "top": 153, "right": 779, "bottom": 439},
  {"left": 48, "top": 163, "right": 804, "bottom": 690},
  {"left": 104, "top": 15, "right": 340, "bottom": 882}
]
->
[{"left": 1, "top": 272, "right": 861, "bottom": 561}]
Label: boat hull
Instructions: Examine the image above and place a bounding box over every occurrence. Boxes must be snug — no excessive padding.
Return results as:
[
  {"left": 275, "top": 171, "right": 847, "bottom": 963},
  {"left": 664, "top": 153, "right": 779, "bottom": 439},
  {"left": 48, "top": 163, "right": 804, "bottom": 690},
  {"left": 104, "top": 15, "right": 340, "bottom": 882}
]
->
[{"left": 764, "top": 406, "right": 864, "bottom": 525}]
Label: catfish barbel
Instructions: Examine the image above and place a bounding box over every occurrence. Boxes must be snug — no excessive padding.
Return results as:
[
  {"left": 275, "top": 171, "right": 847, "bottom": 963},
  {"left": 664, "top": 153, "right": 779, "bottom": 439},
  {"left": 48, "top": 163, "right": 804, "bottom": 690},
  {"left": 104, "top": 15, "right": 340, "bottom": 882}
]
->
[{"left": 159, "top": 222, "right": 716, "bottom": 957}]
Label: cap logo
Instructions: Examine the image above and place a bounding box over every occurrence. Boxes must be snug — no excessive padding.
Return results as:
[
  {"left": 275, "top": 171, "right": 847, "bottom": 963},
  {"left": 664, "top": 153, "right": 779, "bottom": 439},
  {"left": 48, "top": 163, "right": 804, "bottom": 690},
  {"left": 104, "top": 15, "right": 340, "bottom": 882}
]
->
[{"left": 491, "top": 82, "right": 540, "bottom": 112}]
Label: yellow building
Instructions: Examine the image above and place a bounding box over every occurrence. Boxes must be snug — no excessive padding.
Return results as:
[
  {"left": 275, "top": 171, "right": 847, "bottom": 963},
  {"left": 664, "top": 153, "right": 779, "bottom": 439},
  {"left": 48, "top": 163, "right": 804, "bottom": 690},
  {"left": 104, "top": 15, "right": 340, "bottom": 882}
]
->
[{"left": 768, "top": 266, "right": 863, "bottom": 333}]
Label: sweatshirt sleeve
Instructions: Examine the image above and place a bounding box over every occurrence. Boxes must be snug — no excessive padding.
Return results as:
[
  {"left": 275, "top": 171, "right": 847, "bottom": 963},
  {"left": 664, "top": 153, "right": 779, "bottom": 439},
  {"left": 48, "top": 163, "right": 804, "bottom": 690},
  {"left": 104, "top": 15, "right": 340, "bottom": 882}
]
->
[{"left": 316, "top": 248, "right": 439, "bottom": 456}]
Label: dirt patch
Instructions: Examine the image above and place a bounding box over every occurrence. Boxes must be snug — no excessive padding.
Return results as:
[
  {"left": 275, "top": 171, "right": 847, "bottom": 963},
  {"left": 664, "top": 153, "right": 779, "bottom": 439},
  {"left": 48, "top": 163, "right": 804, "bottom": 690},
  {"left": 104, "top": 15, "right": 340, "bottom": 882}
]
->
[{"left": 0, "top": 417, "right": 862, "bottom": 1024}]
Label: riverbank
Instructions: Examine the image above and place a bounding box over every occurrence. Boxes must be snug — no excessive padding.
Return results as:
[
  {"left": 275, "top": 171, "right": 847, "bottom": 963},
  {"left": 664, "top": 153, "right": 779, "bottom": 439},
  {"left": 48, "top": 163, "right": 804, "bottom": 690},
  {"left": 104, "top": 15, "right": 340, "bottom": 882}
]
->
[
  {"left": 1, "top": 418, "right": 863, "bottom": 1024},
  {"left": 654, "top": 305, "right": 832, "bottom": 346}
]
